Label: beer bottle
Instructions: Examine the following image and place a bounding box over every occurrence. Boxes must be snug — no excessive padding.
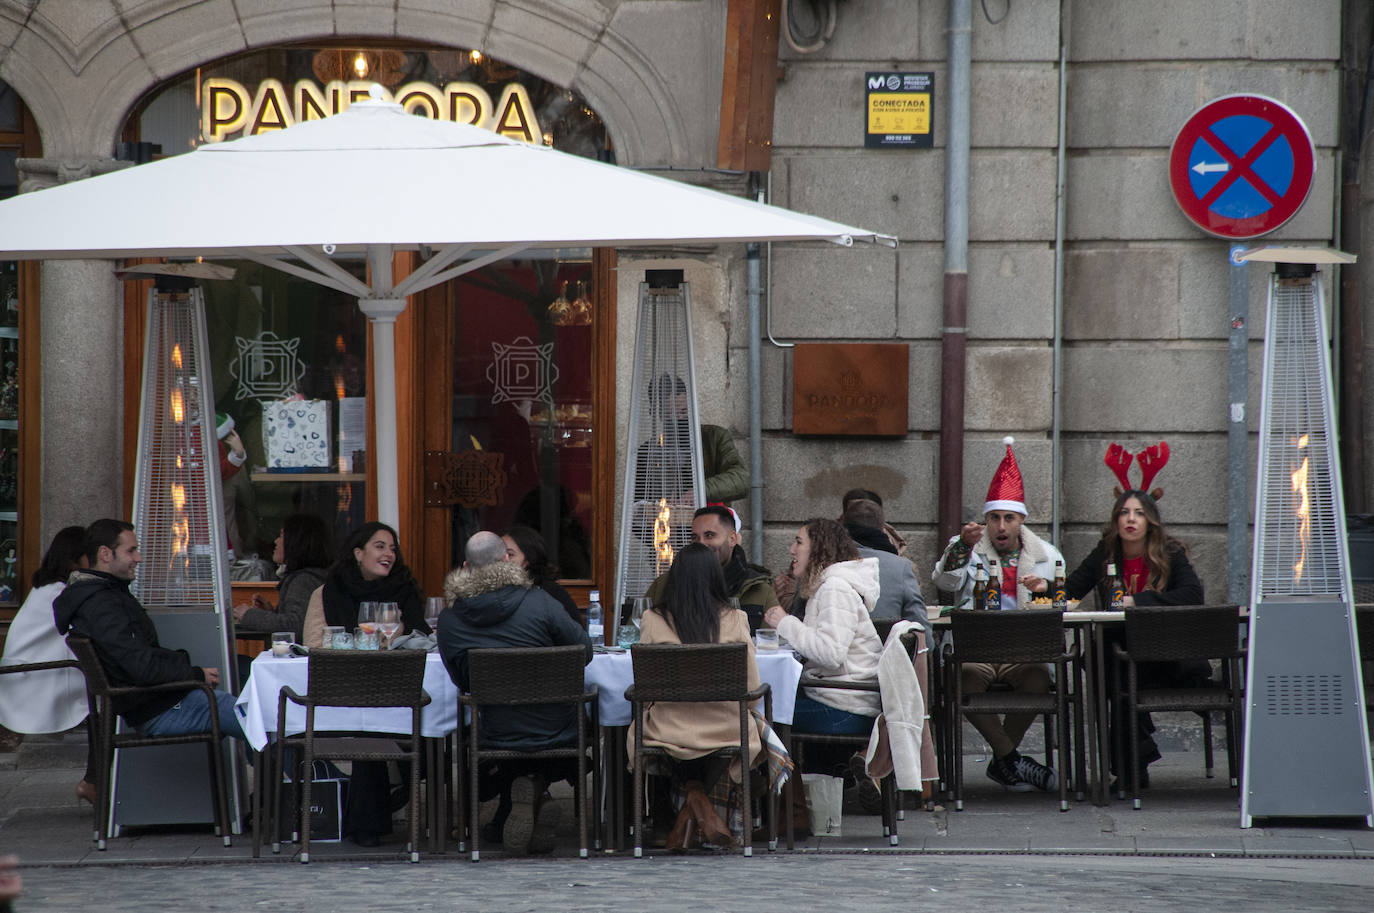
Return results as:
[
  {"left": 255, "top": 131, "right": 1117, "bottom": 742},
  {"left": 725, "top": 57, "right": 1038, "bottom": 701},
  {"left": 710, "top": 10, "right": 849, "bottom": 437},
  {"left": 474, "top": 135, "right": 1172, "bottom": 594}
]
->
[
  {"left": 984, "top": 562, "right": 1003, "bottom": 611},
  {"left": 1051, "top": 559, "right": 1068, "bottom": 611},
  {"left": 1107, "top": 563, "right": 1126, "bottom": 610},
  {"left": 971, "top": 565, "right": 987, "bottom": 609}
]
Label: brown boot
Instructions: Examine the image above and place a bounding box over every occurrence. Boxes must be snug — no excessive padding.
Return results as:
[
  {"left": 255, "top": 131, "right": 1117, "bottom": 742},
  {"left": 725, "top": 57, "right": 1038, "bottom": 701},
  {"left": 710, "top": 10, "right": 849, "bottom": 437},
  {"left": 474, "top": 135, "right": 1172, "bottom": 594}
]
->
[
  {"left": 664, "top": 803, "right": 697, "bottom": 852},
  {"left": 683, "top": 782, "right": 736, "bottom": 849}
]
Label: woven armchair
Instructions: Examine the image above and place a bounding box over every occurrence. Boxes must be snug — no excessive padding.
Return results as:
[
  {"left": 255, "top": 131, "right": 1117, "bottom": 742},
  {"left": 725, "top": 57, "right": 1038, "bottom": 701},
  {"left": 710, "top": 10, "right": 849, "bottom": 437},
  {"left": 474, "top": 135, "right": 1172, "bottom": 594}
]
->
[
  {"left": 946, "top": 609, "right": 1084, "bottom": 812},
  {"left": 272, "top": 649, "right": 430, "bottom": 862},
  {"left": 457, "top": 644, "right": 599, "bottom": 861},
  {"left": 65, "top": 635, "right": 233, "bottom": 851},
  {"left": 626, "top": 642, "right": 773, "bottom": 857},
  {"left": 1111, "top": 604, "right": 1244, "bottom": 809}
]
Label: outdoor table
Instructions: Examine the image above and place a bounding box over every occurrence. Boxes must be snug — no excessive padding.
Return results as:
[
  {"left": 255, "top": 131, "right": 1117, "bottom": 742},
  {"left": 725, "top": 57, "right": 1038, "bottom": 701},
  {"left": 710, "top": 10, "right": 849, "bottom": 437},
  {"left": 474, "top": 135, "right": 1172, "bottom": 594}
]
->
[{"left": 585, "top": 646, "right": 803, "bottom": 850}]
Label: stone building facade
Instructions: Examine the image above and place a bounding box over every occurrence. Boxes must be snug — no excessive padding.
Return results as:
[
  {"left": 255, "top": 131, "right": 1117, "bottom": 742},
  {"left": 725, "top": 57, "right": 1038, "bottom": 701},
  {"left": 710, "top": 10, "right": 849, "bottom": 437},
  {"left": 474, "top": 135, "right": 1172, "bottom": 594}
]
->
[{"left": 0, "top": 0, "right": 1362, "bottom": 603}]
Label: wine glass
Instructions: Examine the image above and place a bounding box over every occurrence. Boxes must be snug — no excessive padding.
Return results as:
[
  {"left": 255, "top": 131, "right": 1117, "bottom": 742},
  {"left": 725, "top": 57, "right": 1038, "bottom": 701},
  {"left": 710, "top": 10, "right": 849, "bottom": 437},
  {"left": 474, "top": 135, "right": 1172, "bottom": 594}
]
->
[
  {"left": 631, "top": 597, "right": 650, "bottom": 630},
  {"left": 377, "top": 602, "right": 402, "bottom": 649},
  {"left": 424, "top": 596, "right": 446, "bottom": 632},
  {"left": 357, "top": 601, "right": 379, "bottom": 638}
]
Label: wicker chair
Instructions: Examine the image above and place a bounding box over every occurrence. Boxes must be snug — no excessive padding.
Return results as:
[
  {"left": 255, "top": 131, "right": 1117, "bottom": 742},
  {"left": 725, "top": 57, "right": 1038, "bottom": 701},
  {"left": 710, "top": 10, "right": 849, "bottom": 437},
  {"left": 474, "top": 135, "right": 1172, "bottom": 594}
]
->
[
  {"left": 788, "top": 627, "right": 918, "bottom": 846},
  {"left": 1111, "top": 604, "right": 1245, "bottom": 809},
  {"left": 626, "top": 642, "right": 774, "bottom": 857},
  {"left": 65, "top": 635, "right": 233, "bottom": 850},
  {"left": 456, "top": 644, "right": 599, "bottom": 861},
  {"left": 273, "top": 649, "right": 430, "bottom": 862},
  {"left": 946, "top": 609, "right": 1083, "bottom": 812}
]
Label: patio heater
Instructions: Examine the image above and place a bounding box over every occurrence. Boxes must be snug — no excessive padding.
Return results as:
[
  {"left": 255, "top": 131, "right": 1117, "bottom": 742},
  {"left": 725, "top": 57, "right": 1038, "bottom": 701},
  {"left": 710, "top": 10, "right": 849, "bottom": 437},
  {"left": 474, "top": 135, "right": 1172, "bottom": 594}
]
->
[
  {"left": 110, "top": 281, "right": 243, "bottom": 834},
  {"left": 614, "top": 270, "right": 705, "bottom": 615},
  {"left": 1240, "top": 247, "right": 1373, "bottom": 827}
]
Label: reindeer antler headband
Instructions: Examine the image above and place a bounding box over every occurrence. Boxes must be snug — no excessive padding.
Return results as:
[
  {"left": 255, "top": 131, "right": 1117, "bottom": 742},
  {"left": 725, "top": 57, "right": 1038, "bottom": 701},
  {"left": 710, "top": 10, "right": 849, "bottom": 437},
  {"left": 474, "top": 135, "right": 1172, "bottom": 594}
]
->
[{"left": 1104, "top": 441, "right": 1170, "bottom": 501}]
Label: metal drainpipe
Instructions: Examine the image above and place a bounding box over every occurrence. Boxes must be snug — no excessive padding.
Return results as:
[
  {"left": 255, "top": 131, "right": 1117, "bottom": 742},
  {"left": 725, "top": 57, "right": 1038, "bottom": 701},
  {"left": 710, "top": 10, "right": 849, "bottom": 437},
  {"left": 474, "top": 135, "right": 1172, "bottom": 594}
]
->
[
  {"left": 939, "top": 0, "right": 972, "bottom": 544},
  {"left": 748, "top": 233, "right": 764, "bottom": 564},
  {"left": 1050, "top": 1, "right": 1071, "bottom": 545}
]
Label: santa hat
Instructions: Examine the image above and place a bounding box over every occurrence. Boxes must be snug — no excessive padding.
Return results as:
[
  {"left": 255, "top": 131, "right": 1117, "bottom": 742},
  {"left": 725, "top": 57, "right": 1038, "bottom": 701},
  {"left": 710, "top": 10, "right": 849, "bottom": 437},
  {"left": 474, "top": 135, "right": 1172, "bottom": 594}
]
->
[
  {"left": 983, "top": 436, "right": 1027, "bottom": 517},
  {"left": 215, "top": 412, "right": 235, "bottom": 440},
  {"left": 708, "top": 502, "right": 742, "bottom": 532}
]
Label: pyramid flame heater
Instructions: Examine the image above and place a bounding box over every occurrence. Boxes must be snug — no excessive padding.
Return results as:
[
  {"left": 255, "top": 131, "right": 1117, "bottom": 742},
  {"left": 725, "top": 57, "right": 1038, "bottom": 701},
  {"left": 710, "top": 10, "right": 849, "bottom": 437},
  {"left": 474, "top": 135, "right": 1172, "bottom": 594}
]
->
[
  {"left": 1240, "top": 248, "right": 1373, "bottom": 827},
  {"left": 614, "top": 270, "right": 705, "bottom": 616},
  {"left": 110, "top": 282, "right": 242, "bottom": 834}
]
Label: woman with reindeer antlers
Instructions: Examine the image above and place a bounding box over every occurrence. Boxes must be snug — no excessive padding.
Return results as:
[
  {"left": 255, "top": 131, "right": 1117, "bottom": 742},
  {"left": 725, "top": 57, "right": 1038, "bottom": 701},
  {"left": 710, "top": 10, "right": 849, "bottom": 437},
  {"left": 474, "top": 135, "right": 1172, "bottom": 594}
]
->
[{"left": 1064, "top": 442, "right": 1210, "bottom": 789}]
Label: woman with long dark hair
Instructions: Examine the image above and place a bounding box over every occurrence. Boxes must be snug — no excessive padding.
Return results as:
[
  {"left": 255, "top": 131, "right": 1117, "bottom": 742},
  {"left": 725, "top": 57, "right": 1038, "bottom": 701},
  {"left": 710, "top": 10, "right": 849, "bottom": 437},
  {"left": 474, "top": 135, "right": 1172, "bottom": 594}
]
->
[
  {"left": 0, "top": 526, "right": 92, "bottom": 801},
  {"left": 634, "top": 543, "right": 764, "bottom": 850},
  {"left": 502, "top": 524, "right": 579, "bottom": 623},
  {"left": 301, "top": 521, "right": 427, "bottom": 649},
  {"left": 1065, "top": 489, "right": 1208, "bottom": 786},
  {"left": 233, "top": 513, "right": 333, "bottom": 642},
  {"left": 299, "top": 520, "right": 427, "bottom": 847}
]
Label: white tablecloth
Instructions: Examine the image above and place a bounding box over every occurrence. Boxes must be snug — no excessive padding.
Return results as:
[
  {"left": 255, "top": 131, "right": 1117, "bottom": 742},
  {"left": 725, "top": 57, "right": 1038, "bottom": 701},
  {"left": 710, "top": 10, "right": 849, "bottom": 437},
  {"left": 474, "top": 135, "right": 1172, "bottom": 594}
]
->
[
  {"left": 234, "top": 651, "right": 460, "bottom": 752},
  {"left": 584, "top": 648, "right": 803, "bottom": 727}
]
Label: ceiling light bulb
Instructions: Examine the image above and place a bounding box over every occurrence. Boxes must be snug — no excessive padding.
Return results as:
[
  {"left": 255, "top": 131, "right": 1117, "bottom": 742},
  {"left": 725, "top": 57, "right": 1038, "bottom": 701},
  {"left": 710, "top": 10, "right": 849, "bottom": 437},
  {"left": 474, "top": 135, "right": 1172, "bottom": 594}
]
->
[{"left": 353, "top": 53, "right": 369, "bottom": 78}]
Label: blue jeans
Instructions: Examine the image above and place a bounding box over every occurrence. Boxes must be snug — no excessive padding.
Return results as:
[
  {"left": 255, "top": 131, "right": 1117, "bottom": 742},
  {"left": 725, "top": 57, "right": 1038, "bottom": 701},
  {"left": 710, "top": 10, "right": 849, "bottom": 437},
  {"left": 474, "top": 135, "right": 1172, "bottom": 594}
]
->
[
  {"left": 140, "top": 688, "right": 245, "bottom": 740},
  {"left": 791, "top": 695, "right": 874, "bottom": 736}
]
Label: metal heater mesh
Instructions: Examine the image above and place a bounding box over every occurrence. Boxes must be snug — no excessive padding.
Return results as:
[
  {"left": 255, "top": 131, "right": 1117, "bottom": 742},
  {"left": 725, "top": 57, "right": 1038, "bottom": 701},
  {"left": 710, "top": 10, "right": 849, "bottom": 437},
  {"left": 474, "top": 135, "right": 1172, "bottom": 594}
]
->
[
  {"left": 614, "top": 281, "right": 704, "bottom": 610},
  {"left": 132, "top": 288, "right": 231, "bottom": 609},
  {"left": 1251, "top": 276, "right": 1347, "bottom": 599}
]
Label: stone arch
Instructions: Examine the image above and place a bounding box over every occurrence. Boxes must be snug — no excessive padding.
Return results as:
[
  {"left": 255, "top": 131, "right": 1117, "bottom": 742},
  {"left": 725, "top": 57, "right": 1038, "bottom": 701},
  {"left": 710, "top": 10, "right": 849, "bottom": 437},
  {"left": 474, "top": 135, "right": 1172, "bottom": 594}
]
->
[{"left": 3, "top": 2, "right": 693, "bottom": 166}]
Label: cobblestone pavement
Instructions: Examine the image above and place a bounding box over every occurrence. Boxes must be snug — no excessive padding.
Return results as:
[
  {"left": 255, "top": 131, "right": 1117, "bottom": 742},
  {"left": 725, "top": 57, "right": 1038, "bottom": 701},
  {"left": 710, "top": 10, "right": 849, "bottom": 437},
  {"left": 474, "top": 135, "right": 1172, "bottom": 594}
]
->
[{"left": 11, "top": 852, "right": 1374, "bottom": 912}]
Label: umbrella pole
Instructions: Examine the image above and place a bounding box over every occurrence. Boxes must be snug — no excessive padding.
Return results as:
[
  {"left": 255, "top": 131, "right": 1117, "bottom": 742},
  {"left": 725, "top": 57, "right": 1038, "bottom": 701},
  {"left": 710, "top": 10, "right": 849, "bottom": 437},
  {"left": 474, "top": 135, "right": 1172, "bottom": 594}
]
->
[{"left": 359, "top": 295, "right": 406, "bottom": 529}]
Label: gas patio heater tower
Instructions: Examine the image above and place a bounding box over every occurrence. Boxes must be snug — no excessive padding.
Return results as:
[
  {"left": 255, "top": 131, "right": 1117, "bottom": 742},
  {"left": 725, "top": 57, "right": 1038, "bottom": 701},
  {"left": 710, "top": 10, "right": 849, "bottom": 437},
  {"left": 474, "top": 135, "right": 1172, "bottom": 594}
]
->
[
  {"left": 1240, "top": 247, "right": 1373, "bottom": 827},
  {"left": 614, "top": 270, "right": 705, "bottom": 617},
  {"left": 113, "top": 279, "right": 243, "bottom": 834}
]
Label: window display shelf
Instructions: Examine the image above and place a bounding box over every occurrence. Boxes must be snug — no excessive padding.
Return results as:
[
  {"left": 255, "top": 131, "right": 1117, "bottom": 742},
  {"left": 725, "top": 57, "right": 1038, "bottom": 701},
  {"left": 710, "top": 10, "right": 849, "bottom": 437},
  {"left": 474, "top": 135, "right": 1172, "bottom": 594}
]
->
[{"left": 250, "top": 471, "right": 365, "bottom": 483}]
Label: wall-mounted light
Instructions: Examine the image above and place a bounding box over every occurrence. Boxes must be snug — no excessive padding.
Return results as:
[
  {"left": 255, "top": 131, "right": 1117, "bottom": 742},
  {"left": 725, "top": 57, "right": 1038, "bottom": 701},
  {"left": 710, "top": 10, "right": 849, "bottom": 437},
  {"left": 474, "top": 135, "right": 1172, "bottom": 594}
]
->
[{"left": 353, "top": 52, "right": 369, "bottom": 79}]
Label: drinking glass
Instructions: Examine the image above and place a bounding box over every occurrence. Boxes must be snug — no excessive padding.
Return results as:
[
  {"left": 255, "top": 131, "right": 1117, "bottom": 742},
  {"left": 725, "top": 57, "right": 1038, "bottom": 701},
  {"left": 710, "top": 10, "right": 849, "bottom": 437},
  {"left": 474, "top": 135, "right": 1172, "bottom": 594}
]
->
[
  {"left": 357, "top": 601, "right": 379, "bottom": 636},
  {"left": 424, "top": 596, "right": 446, "bottom": 631},
  {"left": 755, "top": 628, "right": 779, "bottom": 651},
  {"left": 355, "top": 627, "right": 379, "bottom": 650},
  {"left": 377, "top": 602, "right": 402, "bottom": 649},
  {"left": 631, "top": 597, "right": 650, "bottom": 629},
  {"left": 332, "top": 631, "right": 354, "bottom": 649},
  {"left": 323, "top": 625, "right": 344, "bottom": 647},
  {"left": 271, "top": 631, "right": 294, "bottom": 657}
]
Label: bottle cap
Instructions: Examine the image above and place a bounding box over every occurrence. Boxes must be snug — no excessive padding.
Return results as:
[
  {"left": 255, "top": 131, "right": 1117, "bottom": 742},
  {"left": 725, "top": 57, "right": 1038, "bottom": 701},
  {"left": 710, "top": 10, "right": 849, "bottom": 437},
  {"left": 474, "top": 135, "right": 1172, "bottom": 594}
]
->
[{"left": 589, "top": 590, "right": 600, "bottom": 601}]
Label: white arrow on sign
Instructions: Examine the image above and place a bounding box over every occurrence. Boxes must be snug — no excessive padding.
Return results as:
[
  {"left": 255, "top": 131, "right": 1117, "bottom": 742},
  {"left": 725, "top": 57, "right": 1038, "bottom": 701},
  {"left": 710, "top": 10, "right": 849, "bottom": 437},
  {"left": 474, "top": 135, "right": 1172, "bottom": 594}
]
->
[{"left": 1192, "top": 161, "right": 1229, "bottom": 175}]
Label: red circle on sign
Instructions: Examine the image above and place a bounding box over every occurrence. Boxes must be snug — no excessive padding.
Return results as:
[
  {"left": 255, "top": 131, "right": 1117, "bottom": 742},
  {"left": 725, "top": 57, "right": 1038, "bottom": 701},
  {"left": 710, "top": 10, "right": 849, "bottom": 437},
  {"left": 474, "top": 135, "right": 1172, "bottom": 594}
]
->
[{"left": 1168, "top": 95, "right": 1314, "bottom": 240}]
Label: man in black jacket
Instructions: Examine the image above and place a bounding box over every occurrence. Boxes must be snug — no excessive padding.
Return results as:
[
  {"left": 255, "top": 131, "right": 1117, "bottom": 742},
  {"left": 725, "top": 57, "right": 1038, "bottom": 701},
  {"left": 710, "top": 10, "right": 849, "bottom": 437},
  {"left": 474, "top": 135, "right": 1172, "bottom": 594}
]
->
[
  {"left": 437, "top": 530, "right": 591, "bottom": 855},
  {"left": 54, "top": 518, "right": 243, "bottom": 739}
]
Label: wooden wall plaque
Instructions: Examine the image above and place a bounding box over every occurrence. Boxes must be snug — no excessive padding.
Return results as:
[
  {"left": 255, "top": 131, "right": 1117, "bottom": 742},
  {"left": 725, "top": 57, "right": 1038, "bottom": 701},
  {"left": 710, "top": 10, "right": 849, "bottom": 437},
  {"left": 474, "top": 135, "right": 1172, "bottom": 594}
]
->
[{"left": 792, "top": 342, "right": 909, "bottom": 437}]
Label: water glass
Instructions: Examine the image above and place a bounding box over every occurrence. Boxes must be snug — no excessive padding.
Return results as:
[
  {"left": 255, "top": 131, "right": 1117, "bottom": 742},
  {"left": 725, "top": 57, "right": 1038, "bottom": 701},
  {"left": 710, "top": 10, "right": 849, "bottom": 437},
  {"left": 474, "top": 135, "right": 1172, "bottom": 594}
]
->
[
  {"left": 323, "top": 625, "right": 344, "bottom": 647},
  {"left": 332, "top": 631, "right": 354, "bottom": 649},
  {"left": 616, "top": 623, "right": 640, "bottom": 648},
  {"left": 355, "top": 627, "right": 379, "bottom": 650},
  {"left": 271, "top": 631, "right": 294, "bottom": 657},
  {"left": 755, "top": 627, "right": 779, "bottom": 651}
]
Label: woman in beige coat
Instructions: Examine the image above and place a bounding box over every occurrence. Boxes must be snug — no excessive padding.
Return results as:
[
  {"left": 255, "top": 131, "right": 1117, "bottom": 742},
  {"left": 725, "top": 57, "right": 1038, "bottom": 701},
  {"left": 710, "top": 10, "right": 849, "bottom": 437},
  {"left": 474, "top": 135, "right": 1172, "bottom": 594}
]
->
[{"left": 634, "top": 543, "right": 764, "bottom": 849}]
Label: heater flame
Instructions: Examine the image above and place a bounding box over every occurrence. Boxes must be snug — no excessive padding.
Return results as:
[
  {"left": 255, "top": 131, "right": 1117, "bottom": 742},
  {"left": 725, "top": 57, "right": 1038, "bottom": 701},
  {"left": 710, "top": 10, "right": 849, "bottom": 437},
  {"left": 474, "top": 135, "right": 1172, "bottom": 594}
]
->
[
  {"left": 172, "top": 344, "right": 183, "bottom": 370},
  {"left": 334, "top": 372, "right": 346, "bottom": 400},
  {"left": 169, "top": 482, "right": 190, "bottom": 573},
  {"left": 170, "top": 388, "right": 184, "bottom": 424},
  {"left": 653, "top": 498, "right": 674, "bottom": 573},
  {"left": 1292, "top": 434, "right": 1310, "bottom": 583}
]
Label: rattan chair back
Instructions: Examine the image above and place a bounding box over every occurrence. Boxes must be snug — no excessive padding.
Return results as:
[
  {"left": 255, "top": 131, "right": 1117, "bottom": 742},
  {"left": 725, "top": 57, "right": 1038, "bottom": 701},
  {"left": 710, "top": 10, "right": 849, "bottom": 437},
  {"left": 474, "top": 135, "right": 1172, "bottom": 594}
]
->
[
  {"left": 949, "top": 609, "right": 1066, "bottom": 664},
  {"left": 629, "top": 642, "right": 748, "bottom": 702},
  {"left": 65, "top": 635, "right": 114, "bottom": 696},
  {"left": 1122, "top": 605, "right": 1242, "bottom": 663},
  {"left": 305, "top": 649, "right": 427, "bottom": 707},
  {"left": 467, "top": 645, "right": 588, "bottom": 705}
]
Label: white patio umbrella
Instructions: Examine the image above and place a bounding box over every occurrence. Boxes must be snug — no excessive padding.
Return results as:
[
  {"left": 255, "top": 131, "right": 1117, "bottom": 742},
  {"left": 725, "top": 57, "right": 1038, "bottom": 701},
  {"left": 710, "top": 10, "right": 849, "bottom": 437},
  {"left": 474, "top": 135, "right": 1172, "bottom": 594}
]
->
[{"left": 0, "top": 94, "right": 894, "bottom": 525}]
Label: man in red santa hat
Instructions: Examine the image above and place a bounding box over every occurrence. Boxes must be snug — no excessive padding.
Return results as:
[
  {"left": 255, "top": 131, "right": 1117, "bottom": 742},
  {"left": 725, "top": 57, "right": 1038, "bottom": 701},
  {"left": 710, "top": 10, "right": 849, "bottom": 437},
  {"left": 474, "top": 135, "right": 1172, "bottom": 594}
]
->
[{"left": 932, "top": 436, "right": 1064, "bottom": 793}]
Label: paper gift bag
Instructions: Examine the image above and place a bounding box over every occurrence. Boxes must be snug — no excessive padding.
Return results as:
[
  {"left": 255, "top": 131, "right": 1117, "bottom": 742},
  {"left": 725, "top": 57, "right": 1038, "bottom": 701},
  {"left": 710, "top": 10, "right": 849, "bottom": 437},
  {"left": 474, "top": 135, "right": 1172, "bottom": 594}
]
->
[
  {"left": 281, "top": 759, "right": 347, "bottom": 843},
  {"left": 801, "top": 773, "right": 843, "bottom": 836},
  {"left": 262, "top": 399, "right": 331, "bottom": 469}
]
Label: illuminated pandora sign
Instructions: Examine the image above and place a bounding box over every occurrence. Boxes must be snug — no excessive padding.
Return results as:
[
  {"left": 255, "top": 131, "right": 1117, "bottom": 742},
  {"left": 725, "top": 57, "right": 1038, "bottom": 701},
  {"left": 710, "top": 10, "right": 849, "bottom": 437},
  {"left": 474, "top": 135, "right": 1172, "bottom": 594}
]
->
[{"left": 201, "top": 78, "right": 542, "bottom": 144}]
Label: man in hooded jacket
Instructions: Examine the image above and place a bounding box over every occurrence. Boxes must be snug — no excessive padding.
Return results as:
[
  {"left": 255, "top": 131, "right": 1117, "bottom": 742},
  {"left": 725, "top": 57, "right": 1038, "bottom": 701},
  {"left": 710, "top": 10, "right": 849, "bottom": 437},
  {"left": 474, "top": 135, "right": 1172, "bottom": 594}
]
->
[{"left": 436, "top": 531, "right": 591, "bottom": 854}]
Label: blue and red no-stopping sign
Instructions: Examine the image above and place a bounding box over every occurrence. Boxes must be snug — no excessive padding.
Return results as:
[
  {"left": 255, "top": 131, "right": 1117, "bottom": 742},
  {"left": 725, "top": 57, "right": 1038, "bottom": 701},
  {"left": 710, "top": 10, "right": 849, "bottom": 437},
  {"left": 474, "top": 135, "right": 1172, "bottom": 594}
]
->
[{"left": 1169, "top": 95, "right": 1314, "bottom": 239}]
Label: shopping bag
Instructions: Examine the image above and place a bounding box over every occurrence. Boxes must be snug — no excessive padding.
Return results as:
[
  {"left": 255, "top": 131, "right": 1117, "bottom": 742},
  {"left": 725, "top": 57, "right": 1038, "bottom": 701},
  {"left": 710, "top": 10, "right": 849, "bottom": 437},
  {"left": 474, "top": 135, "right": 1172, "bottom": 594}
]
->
[
  {"left": 801, "top": 773, "right": 843, "bottom": 836},
  {"left": 280, "top": 758, "right": 348, "bottom": 843}
]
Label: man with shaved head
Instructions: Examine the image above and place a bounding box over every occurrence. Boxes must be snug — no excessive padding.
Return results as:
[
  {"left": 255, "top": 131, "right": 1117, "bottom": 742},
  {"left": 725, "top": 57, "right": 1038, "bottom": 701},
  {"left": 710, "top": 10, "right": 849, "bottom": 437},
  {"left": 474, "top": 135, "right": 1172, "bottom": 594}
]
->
[{"left": 436, "top": 530, "right": 591, "bottom": 855}]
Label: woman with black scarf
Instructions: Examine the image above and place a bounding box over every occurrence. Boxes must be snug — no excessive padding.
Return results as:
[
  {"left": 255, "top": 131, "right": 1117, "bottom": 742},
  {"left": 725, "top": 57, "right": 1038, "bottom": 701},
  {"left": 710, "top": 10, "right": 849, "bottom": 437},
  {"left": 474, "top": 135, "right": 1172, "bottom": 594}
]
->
[{"left": 300, "top": 521, "right": 430, "bottom": 847}]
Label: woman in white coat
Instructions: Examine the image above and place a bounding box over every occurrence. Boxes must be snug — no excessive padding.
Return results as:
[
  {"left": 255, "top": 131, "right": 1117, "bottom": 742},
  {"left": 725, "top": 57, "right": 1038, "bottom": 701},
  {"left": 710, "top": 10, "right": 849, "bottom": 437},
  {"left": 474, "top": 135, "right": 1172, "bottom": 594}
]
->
[
  {"left": 0, "top": 526, "right": 93, "bottom": 801},
  {"left": 764, "top": 518, "right": 882, "bottom": 735}
]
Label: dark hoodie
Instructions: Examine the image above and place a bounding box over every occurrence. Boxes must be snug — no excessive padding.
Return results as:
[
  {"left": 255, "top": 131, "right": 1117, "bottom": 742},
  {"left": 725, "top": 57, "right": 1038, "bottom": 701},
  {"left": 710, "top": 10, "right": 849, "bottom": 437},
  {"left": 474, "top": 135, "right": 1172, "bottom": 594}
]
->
[
  {"left": 436, "top": 561, "right": 592, "bottom": 750},
  {"left": 54, "top": 569, "right": 205, "bottom": 725}
]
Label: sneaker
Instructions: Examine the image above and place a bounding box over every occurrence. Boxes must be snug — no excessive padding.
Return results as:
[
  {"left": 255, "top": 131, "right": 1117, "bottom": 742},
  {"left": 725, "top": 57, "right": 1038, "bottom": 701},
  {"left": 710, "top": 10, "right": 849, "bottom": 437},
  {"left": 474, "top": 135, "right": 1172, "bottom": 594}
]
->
[
  {"left": 848, "top": 752, "right": 884, "bottom": 814},
  {"left": 528, "top": 792, "right": 562, "bottom": 854},
  {"left": 1010, "top": 754, "right": 1058, "bottom": 792},
  {"left": 985, "top": 753, "right": 1034, "bottom": 792},
  {"left": 503, "top": 775, "right": 543, "bottom": 853}
]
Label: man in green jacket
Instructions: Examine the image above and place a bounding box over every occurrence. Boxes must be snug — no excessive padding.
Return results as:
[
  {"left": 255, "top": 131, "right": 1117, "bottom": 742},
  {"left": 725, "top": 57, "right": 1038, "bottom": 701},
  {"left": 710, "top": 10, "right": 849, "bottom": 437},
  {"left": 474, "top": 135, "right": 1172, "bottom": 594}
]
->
[
  {"left": 638, "top": 374, "right": 749, "bottom": 505},
  {"left": 643, "top": 505, "right": 779, "bottom": 632}
]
